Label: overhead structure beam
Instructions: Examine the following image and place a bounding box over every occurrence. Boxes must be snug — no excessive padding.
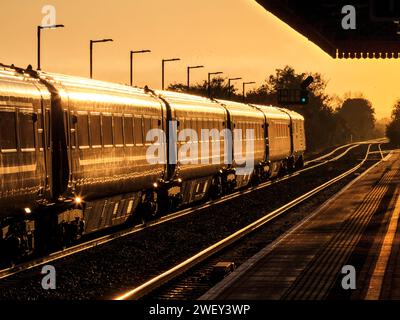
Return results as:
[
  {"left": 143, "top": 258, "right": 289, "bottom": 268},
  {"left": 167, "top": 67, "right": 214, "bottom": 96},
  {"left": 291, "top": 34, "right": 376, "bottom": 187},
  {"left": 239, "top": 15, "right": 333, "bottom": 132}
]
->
[{"left": 256, "top": 0, "right": 400, "bottom": 59}]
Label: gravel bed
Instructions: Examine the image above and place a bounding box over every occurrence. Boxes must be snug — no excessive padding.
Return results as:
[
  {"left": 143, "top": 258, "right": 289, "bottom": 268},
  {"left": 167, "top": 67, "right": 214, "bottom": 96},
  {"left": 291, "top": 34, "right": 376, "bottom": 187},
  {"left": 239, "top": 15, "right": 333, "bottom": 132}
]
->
[
  {"left": 0, "top": 144, "right": 378, "bottom": 300},
  {"left": 150, "top": 150, "right": 381, "bottom": 299}
]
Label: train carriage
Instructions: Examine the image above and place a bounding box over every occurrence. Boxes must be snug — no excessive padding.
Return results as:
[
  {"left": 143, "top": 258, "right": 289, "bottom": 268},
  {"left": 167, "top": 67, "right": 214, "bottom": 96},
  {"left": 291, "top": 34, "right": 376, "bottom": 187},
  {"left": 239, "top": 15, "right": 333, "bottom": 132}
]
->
[
  {"left": 281, "top": 108, "right": 306, "bottom": 168},
  {"left": 216, "top": 99, "right": 267, "bottom": 188},
  {"left": 156, "top": 90, "right": 228, "bottom": 205},
  {"left": 250, "top": 104, "right": 299, "bottom": 176},
  {"left": 39, "top": 72, "right": 168, "bottom": 233},
  {"left": 0, "top": 66, "right": 53, "bottom": 255}
]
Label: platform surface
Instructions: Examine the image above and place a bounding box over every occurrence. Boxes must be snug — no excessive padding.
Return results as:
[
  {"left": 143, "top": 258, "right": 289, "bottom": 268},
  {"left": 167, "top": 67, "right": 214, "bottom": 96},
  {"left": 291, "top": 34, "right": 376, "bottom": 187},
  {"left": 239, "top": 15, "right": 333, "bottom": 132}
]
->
[{"left": 201, "top": 151, "right": 400, "bottom": 300}]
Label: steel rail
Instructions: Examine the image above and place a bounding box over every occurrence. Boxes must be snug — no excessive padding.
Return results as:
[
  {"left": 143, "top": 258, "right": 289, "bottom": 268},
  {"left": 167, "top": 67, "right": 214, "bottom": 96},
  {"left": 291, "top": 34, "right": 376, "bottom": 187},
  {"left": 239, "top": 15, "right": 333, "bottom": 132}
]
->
[{"left": 114, "top": 144, "right": 378, "bottom": 300}]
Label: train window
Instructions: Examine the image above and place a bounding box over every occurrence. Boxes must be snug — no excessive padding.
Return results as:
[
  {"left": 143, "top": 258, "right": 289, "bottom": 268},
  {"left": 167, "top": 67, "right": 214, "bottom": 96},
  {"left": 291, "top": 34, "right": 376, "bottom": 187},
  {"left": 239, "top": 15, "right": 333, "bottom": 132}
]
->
[
  {"left": 181, "top": 118, "right": 188, "bottom": 141},
  {"left": 191, "top": 119, "right": 199, "bottom": 143},
  {"left": 70, "top": 114, "right": 76, "bottom": 148},
  {"left": 19, "top": 112, "right": 36, "bottom": 150},
  {"left": 102, "top": 114, "right": 113, "bottom": 146},
  {"left": 45, "top": 110, "right": 51, "bottom": 149},
  {"left": 0, "top": 110, "right": 17, "bottom": 151},
  {"left": 134, "top": 116, "right": 143, "bottom": 145},
  {"left": 114, "top": 115, "right": 123, "bottom": 146},
  {"left": 152, "top": 118, "right": 159, "bottom": 130},
  {"left": 215, "top": 119, "right": 221, "bottom": 131},
  {"left": 123, "top": 115, "right": 134, "bottom": 146},
  {"left": 37, "top": 111, "right": 44, "bottom": 150},
  {"left": 63, "top": 110, "right": 69, "bottom": 146},
  {"left": 77, "top": 113, "right": 89, "bottom": 148},
  {"left": 90, "top": 113, "right": 101, "bottom": 147},
  {"left": 143, "top": 117, "right": 151, "bottom": 144}
]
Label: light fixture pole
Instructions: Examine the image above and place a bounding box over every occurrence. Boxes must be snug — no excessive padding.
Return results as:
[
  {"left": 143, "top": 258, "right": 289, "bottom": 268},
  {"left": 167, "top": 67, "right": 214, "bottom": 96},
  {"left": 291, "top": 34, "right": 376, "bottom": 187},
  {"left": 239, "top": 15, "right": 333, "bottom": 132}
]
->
[
  {"left": 187, "top": 65, "right": 204, "bottom": 90},
  {"left": 243, "top": 81, "right": 256, "bottom": 102},
  {"left": 228, "top": 77, "right": 242, "bottom": 98},
  {"left": 37, "top": 24, "right": 65, "bottom": 70},
  {"left": 130, "top": 49, "right": 151, "bottom": 86},
  {"left": 90, "top": 38, "right": 113, "bottom": 79},
  {"left": 208, "top": 71, "right": 223, "bottom": 97},
  {"left": 162, "top": 58, "right": 181, "bottom": 90}
]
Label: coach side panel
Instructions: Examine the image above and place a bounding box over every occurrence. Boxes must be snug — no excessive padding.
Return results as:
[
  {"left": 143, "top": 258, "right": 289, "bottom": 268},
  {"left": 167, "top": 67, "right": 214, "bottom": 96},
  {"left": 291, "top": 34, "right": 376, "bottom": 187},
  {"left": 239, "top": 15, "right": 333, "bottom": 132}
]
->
[{"left": 0, "top": 75, "right": 48, "bottom": 217}]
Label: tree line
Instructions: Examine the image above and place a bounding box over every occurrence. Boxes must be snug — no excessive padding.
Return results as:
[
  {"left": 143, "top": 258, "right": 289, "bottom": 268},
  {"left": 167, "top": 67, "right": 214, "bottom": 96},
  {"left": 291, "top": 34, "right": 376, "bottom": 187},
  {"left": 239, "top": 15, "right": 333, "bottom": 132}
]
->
[{"left": 168, "top": 66, "right": 382, "bottom": 152}]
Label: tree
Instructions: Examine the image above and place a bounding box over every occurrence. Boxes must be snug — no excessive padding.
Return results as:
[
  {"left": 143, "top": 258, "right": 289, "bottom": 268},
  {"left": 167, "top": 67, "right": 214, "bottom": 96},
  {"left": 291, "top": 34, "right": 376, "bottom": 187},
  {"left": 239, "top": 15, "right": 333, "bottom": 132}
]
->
[
  {"left": 245, "top": 66, "right": 349, "bottom": 151},
  {"left": 337, "top": 98, "right": 376, "bottom": 140},
  {"left": 167, "top": 65, "right": 378, "bottom": 151},
  {"left": 168, "top": 77, "right": 239, "bottom": 100},
  {"left": 386, "top": 100, "right": 400, "bottom": 146}
]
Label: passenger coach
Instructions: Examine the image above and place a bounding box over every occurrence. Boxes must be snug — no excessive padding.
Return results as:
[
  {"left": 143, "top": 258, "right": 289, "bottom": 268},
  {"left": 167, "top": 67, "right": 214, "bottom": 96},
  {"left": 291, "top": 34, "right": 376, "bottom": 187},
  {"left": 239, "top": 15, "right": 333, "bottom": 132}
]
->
[{"left": 0, "top": 64, "right": 305, "bottom": 260}]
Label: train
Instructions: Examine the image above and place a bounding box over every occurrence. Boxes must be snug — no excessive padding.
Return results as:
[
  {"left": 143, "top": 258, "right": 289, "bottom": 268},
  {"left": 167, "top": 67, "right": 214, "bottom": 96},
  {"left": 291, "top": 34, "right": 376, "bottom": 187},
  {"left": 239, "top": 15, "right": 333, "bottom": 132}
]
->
[{"left": 0, "top": 63, "right": 305, "bottom": 260}]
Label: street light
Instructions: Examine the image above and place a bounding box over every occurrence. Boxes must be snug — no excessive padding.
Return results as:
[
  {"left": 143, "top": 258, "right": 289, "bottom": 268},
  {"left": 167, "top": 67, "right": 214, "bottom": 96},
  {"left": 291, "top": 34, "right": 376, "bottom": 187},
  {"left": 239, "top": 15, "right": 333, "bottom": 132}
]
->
[
  {"left": 37, "top": 24, "right": 64, "bottom": 70},
  {"left": 90, "top": 39, "right": 113, "bottom": 79},
  {"left": 243, "top": 81, "right": 256, "bottom": 102},
  {"left": 130, "top": 49, "right": 151, "bottom": 86},
  {"left": 162, "top": 58, "right": 181, "bottom": 90},
  {"left": 228, "top": 77, "right": 242, "bottom": 98},
  {"left": 208, "top": 71, "right": 223, "bottom": 97},
  {"left": 187, "top": 65, "right": 204, "bottom": 90}
]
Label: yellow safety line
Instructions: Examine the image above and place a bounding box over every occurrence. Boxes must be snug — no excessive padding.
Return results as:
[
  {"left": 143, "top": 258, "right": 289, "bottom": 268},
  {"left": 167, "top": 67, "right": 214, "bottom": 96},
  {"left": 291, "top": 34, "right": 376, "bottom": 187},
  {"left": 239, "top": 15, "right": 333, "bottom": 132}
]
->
[{"left": 365, "top": 192, "right": 400, "bottom": 300}]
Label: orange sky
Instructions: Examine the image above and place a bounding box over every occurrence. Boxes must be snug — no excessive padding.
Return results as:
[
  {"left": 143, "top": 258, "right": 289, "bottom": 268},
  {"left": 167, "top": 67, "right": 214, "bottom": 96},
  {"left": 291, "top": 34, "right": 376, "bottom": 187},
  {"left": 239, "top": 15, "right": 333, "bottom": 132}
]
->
[{"left": 0, "top": 0, "right": 398, "bottom": 118}]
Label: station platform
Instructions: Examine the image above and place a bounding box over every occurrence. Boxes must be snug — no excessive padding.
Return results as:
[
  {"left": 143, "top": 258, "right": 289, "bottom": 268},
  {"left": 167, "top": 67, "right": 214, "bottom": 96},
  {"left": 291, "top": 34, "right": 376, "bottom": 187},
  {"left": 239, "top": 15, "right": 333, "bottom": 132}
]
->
[{"left": 201, "top": 151, "right": 400, "bottom": 300}]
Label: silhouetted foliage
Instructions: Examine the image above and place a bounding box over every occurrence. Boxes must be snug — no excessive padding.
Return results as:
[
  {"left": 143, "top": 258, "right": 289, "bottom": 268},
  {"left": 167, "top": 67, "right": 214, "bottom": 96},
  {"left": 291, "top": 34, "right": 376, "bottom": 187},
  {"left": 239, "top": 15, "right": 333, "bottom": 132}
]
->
[
  {"left": 168, "top": 65, "right": 379, "bottom": 152},
  {"left": 169, "top": 77, "right": 241, "bottom": 101},
  {"left": 336, "top": 98, "right": 376, "bottom": 141},
  {"left": 386, "top": 100, "right": 400, "bottom": 146}
]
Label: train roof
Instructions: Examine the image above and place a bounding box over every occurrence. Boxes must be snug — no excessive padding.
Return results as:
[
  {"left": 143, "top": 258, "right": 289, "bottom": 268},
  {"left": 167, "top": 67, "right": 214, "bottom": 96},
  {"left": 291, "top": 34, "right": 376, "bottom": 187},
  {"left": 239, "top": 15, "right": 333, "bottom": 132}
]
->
[
  {"left": 279, "top": 108, "right": 304, "bottom": 121},
  {"left": 216, "top": 99, "right": 265, "bottom": 121},
  {"left": 250, "top": 104, "right": 304, "bottom": 122},
  {"left": 39, "top": 71, "right": 163, "bottom": 109},
  {"left": 0, "top": 64, "right": 304, "bottom": 122},
  {"left": 155, "top": 90, "right": 226, "bottom": 116},
  {"left": 0, "top": 64, "right": 49, "bottom": 103},
  {"left": 249, "top": 104, "right": 291, "bottom": 121}
]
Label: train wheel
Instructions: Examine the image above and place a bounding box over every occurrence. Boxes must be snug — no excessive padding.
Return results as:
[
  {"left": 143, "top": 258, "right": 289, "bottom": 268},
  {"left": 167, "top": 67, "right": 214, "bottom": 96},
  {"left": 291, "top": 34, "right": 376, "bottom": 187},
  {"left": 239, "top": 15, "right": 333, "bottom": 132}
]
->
[
  {"left": 287, "top": 156, "right": 295, "bottom": 172},
  {"left": 278, "top": 160, "right": 288, "bottom": 177},
  {"left": 295, "top": 156, "right": 304, "bottom": 169},
  {"left": 141, "top": 191, "right": 159, "bottom": 222},
  {"left": 209, "top": 176, "right": 224, "bottom": 199}
]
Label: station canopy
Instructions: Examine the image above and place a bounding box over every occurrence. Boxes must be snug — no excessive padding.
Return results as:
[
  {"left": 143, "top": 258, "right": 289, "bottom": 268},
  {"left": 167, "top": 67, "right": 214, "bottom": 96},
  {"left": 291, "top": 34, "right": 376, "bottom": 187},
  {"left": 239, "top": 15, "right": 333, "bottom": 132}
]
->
[{"left": 256, "top": 0, "right": 400, "bottom": 59}]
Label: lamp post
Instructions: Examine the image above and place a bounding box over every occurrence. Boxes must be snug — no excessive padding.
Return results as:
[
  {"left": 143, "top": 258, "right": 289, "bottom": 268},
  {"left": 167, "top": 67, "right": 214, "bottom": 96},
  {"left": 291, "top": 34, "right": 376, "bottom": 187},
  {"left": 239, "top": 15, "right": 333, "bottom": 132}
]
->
[
  {"left": 90, "top": 38, "right": 113, "bottom": 79},
  {"left": 243, "top": 81, "right": 256, "bottom": 102},
  {"left": 208, "top": 71, "right": 223, "bottom": 98},
  {"left": 162, "top": 58, "right": 180, "bottom": 90},
  {"left": 187, "top": 65, "right": 204, "bottom": 90},
  {"left": 130, "top": 49, "right": 151, "bottom": 86},
  {"left": 37, "top": 24, "right": 64, "bottom": 70},
  {"left": 228, "top": 77, "right": 242, "bottom": 98}
]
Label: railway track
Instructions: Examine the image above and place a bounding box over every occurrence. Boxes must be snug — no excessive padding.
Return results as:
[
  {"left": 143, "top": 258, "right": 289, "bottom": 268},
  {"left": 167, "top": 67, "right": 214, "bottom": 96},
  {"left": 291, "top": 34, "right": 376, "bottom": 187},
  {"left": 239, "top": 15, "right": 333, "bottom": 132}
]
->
[
  {"left": 114, "top": 143, "right": 388, "bottom": 300},
  {"left": 0, "top": 141, "right": 383, "bottom": 282}
]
